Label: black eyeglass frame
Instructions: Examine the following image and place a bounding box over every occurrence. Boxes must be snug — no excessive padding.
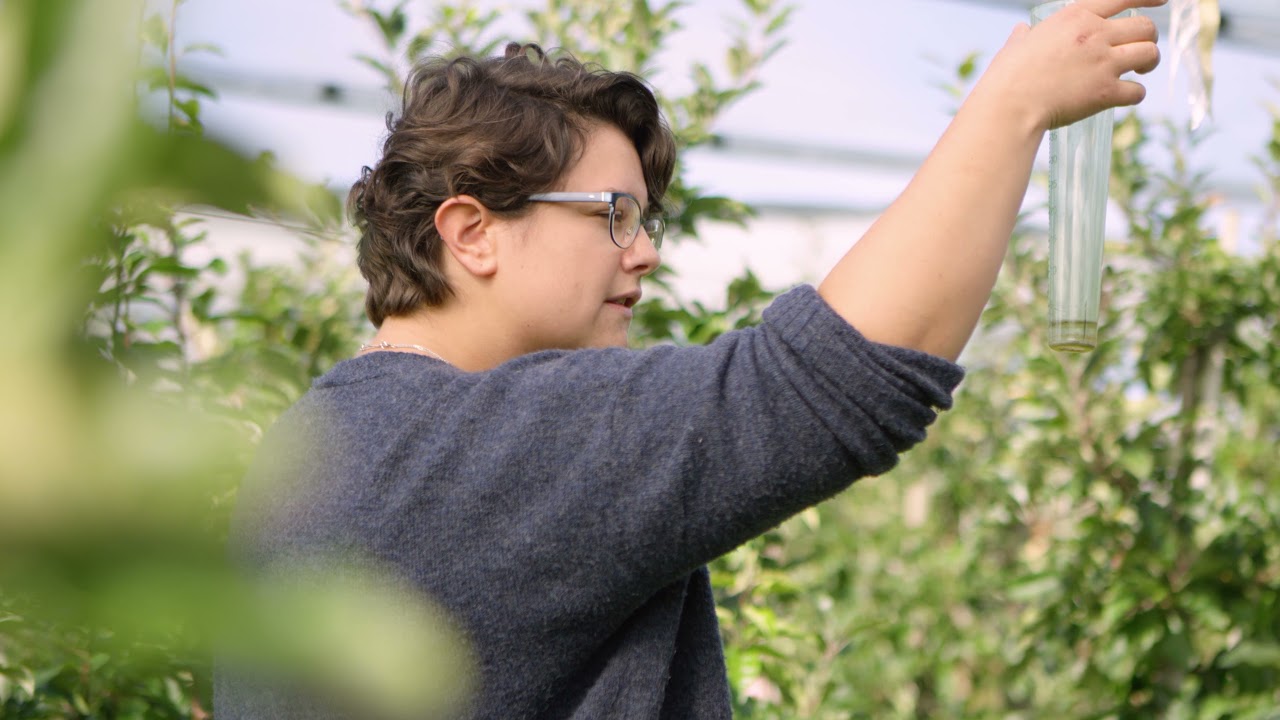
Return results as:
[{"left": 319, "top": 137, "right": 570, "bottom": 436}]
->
[{"left": 526, "top": 191, "right": 665, "bottom": 250}]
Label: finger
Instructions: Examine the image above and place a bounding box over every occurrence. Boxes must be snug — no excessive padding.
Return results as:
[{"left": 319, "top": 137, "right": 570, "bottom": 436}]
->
[
  {"left": 1110, "top": 79, "right": 1148, "bottom": 107},
  {"left": 1076, "top": 0, "right": 1168, "bottom": 21},
  {"left": 1105, "top": 14, "right": 1159, "bottom": 45},
  {"left": 1112, "top": 40, "right": 1161, "bottom": 75}
]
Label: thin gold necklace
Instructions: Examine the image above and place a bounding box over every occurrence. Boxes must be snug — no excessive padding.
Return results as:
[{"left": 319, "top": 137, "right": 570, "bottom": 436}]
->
[{"left": 357, "top": 341, "right": 447, "bottom": 363}]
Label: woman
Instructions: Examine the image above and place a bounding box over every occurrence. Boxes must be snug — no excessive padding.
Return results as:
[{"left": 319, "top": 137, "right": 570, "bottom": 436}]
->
[{"left": 218, "top": 1, "right": 1163, "bottom": 716}]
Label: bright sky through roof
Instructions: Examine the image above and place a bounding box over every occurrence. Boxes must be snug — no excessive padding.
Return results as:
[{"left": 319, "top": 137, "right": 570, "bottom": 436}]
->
[
  {"left": 171, "top": 0, "right": 1279, "bottom": 204},
  {"left": 166, "top": 0, "right": 1280, "bottom": 303}
]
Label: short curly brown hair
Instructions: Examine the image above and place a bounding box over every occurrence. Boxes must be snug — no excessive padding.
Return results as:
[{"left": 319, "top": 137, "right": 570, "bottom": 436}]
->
[{"left": 348, "top": 43, "right": 678, "bottom": 328}]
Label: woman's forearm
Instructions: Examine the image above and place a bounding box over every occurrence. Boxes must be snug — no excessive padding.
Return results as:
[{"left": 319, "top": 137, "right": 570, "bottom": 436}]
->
[{"left": 819, "top": 84, "right": 1043, "bottom": 361}]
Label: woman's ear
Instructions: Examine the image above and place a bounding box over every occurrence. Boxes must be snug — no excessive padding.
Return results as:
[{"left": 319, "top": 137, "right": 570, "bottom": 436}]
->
[{"left": 436, "top": 196, "right": 498, "bottom": 278}]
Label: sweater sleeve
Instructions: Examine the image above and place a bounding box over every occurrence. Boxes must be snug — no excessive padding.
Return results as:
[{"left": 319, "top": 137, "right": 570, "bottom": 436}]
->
[
  {"left": 289, "top": 284, "right": 962, "bottom": 658},
  {"left": 588, "top": 284, "right": 963, "bottom": 574}
]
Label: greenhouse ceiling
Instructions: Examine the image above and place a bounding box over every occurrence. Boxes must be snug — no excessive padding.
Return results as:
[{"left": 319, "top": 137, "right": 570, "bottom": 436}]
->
[{"left": 955, "top": 0, "right": 1280, "bottom": 56}]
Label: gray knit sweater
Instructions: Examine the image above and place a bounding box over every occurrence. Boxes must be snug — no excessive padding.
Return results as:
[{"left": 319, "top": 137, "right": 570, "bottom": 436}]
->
[{"left": 215, "top": 285, "right": 964, "bottom": 719}]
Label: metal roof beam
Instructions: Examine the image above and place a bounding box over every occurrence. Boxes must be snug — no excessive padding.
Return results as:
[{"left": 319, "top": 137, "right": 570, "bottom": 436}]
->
[{"left": 950, "top": 0, "right": 1280, "bottom": 56}]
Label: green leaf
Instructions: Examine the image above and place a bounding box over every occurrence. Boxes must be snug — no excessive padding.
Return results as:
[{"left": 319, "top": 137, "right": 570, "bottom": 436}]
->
[
  {"left": 958, "top": 52, "right": 981, "bottom": 82},
  {"left": 765, "top": 6, "right": 792, "bottom": 36},
  {"left": 172, "top": 75, "right": 216, "bottom": 98},
  {"left": 173, "top": 97, "right": 200, "bottom": 126},
  {"left": 356, "top": 53, "right": 397, "bottom": 87},
  {"left": 1220, "top": 642, "right": 1280, "bottom": 669},
  {"left": 372, "top": 4, "right": 408, "bottom": 48},
  {"left": 181, "top": 42, "right": 224, "bottom": 57},
  {"left": 406, "top": 31, "right": 436, "bottom": 61},
  {"left": 146, "top": 256, "right": 199, "bottom": 279},
  {"left": 141, "top": 13, "right": 168, "bottom": 52},
  {"left": 1006, "top": 572, "right": 1059, "bottom": 602}
]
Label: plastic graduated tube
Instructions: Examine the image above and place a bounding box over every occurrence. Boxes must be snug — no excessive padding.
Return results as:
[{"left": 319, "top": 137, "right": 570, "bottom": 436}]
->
[{"left": 1031, "top": 0, "right": 1133, "bottom": 352}]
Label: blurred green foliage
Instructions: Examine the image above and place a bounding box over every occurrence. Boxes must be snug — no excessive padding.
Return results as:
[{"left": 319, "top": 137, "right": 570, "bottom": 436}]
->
[
  {"left": 0, "top": 1, "right": 457, "bottom": 717},
  {"left": 4, "top": 0, "right": 1279, "bottom": 718}
]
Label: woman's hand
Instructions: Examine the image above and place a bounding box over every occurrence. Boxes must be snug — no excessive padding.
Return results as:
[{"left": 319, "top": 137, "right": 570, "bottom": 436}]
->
[{"left": 982, "top": 0, "right": 1164, "bottom": 133}]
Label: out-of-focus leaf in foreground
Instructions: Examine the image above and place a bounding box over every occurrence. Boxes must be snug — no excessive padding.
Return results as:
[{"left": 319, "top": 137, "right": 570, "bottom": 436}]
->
[{"left": 0, "top": 2, "right": 469, "bottom": 717}]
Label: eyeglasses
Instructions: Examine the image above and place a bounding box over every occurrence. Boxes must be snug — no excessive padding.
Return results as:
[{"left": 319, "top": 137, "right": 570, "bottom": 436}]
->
[{"left": 526, "top": 191, "right": 665, "bottom": 249}]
